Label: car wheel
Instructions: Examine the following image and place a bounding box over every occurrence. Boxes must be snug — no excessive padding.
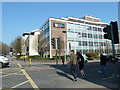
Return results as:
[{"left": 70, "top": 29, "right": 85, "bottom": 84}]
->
[
  {"left": 0, "top": 63, "right": 3, "bottom": 68},
  {"left": 85, "top": 60, "right": 87, "bottom": 63}
]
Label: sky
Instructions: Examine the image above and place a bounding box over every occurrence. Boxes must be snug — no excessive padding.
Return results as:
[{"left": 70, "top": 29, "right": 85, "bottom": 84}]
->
[{"left": 2, "top": 2, "right": 118, "bottom": 45}]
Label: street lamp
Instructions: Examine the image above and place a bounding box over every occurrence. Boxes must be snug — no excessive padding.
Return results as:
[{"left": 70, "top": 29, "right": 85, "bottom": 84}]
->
[{"left": 62, "top": 31, "right": 67, "bottom": 63}]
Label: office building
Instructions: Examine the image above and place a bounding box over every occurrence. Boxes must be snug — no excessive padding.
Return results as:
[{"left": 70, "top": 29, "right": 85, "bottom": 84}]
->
[{"left": 39, "top": 16, "right": 111, "bottom": 58}]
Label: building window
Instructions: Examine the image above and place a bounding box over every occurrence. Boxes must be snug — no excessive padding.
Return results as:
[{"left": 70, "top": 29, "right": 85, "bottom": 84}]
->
[
  {"left": 90, "top": 26, "right": 92, "bottom": 30},
  {"left": 99, "top": 35, "right": 103, "bottom": 39},
  {"left": 93, "top": 27, "right": 97, "bottom": 31},
  {"left": 94, "top": 34, "right": 98, "bottom": 39},
  {"left": 80, "top": 25, "right": 87, "bottom": 30},
  {"left": 75, "top": 24, "right": 80, "bottom": 29},
  {"left": 89, "top": 49, "right": 94, "bottom": 52},
  {"left": 98, "top": 28, "right": 102, "bottom": 32},
  {"left": 89, "top": 42, "right": 93, "bottom": 46},
  {"left": 87, "top": 26, "right": 90, "bottom": 30},
  {"left": 94, "top": 42, "right": 99, "bottom": 47},
  {"left": 82, "top": 41, "right": 87, "bottom": 46},
  {"left": 78, "top": 33, "right": 81, "bottom": 37},
  {"left": 83, "top": 50, "right": 88, "bottom": 53},
  {"left": 82, "top": 33, "right": 87, "bottom": 37},
  {"left": 88, "top": 34, "right": 92, "bottom": 38},
  {"left": 104, "top": 43, "right": 106, "bottom": 46},
  {"left": 99, "top": 42, "right": 105, "bottom": 46},
  {"left": 78, "top": 41, "right": 81, "bottom": 46}
]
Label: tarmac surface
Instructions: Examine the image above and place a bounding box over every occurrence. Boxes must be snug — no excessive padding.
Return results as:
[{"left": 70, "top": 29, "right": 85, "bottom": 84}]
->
[{"left": 1, "top": 56, "right": 120, "bottom": 89}]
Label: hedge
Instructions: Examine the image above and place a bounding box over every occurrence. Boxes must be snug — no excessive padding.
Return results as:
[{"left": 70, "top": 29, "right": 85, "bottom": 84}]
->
[
  {"left": 85, "top": 52, "right": 99, "bottom": 60},
  {"left": 18, "top": 55, "right": 71, "bottom": 60},
  {"left": 29, "top": 55, "right": 50, "bottom": 60}
]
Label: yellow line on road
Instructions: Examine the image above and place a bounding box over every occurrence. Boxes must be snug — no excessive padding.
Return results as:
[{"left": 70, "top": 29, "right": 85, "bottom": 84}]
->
[
  {"left": 0, "top": 73, "right": 18, "bottom": 77},
  {"left": 11, "top": 80, "right": 29, "bottom": 88},
  {"left": 0, "top": 73, "right": 24, "bottom": 77},
  {"left": 15, "top": 73, "right": 24, "bottom": 76},
  {"left": 18, "top": 63, "right": 40, "bottom": 90}
]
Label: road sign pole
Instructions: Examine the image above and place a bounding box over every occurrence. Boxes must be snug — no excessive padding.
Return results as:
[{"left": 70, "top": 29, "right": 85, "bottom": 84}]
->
[{"left": 55, "top": 38, "right": 58, "bottom": 65}]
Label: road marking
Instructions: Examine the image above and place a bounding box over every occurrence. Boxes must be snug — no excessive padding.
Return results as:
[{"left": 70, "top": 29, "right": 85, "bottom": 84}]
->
[
  {"left": 1, "top": 73, "right": 18, "bottom": 77},
  {"left": 1, "top": 68, "right": 19, "bottom": 71},
  {"left": 0, "top": 73, "right": 24, "bottom": 77},
  {"left": 11, "top": 80, "right": 29, "bottom": 88},
  {"left": 15, "top": 73, "right": 24, "bottom": 76},
  {"left": 18, "top": 63, "right": 40, "bottom": 89}
]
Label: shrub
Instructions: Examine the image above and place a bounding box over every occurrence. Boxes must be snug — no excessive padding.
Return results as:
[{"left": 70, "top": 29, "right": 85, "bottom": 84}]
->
[
  {"left": 29, "top": 55, "right": 50, "bottom": 60},
  {"left": 52, "top": 56, "right": 59, "bottom": 60},
  {"left": 17, "top": 55, "right": 22, "bottom": 58},
  {"left": 19, "top": 55, "right": 29, "bottom": 59},
  {"left": 85, "top": 52, "right": 99, "bottom": 60},
  {"left": 29, "top": 55, "right": 40, "bottom": 59},
  {"left": 61, "top": 55, "right": 70, "bottom": 61},
  {"left": 116, "top": 53, "right": 120, "bottom": 55}
]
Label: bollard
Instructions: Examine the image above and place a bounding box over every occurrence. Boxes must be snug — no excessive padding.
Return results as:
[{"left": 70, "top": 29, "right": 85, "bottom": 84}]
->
[
  {"left": 29, "top": 58, "right": 32, "bottom": 68},
  {"left": 30, "top": 58, "right": 32, "bottom": 64}
]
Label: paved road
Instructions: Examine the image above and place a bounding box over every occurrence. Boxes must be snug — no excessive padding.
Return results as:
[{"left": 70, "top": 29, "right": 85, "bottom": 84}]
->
[{"left": 1, "top": 57, "right": 120, "bottom": 89}]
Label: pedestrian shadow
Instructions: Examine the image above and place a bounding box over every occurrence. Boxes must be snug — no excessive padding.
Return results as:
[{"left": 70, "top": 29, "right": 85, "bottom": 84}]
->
[
  {"left": 50, "top": 64, "right": 73, "bottom": 79},
  {"left": 50, "top": 62, "right": 119, "bottom": 89},
  {"left": 56, "top": 71, "right": 74, "bottom": 81},
  {"left": 50, "top": 64, "right": 81, "bottom": 81}
]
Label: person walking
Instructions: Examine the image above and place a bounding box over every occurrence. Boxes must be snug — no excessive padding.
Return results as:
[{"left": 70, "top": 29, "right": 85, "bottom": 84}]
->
[
  {"left": 76, "top": 52, "right": 85, "bottom": 79},
  {"left": 100, "top": 54, "right": 107, "bottom": 78},
  {"left": 70, "top": 50, "right": 77, "bottom": 81},
  {"left": 61, "top": 56, "right": 65, "bottom": 65}
]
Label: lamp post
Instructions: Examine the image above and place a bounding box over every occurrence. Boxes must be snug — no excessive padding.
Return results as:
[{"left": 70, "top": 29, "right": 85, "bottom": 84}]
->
[{"left": 62, "top": 31, "right": 67, "bottom": 63}]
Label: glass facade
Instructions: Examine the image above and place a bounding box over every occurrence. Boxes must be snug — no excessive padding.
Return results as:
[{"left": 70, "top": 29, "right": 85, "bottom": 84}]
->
[
  {"left": 67, "top": 23, "right": 107, "bottom": 54},
  {"left": 38, "top": 17, "right": 114, "bottom": 58}
]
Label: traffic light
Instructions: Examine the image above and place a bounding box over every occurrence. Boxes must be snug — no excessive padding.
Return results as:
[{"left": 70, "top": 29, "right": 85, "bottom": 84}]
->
[
  {"left": 10, "top": 48, "right": 13, "bottom": 52},
  {"left": 103, "top": 25, "right": 112, "bottom": 40},
  {"left": 51, "top": 38, "right": 55, "bottom": 48},
  {"left": 110, "top": 21, "right": 119, "bottom": 44},
  {"left": 57, "top": 38, "right": 60, "bottom": 49}
]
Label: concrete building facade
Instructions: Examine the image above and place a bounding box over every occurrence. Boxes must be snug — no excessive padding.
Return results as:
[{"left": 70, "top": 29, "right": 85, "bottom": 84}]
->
[{"left": 21, "top": 29, "right": 40, "bottom": 56}]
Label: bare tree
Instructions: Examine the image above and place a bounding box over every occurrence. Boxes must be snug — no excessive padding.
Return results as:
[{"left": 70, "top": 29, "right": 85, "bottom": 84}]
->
[
  {"left": 11, "top": 36, "right": 22, "bottom": 55},
  {"left": 38, "top": 33, "right": 50, "bottom": 57},
  {"left": 0, "top": 42, "right": 10, "bottom": 55}
]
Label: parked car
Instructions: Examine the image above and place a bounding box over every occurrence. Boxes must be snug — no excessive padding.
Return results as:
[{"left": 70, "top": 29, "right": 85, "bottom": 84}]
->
[
  {"left": 104, "top": 55, "right": 119, "bottom": 62},
  {"left": 82, "top": 54, "right": 88, "bottom": 63},
  {"left": 0, "top": 55, "right": 9, "bottom": 68},
  {"left": 116, "top": 55, "right": 120, "bottom": 61}
]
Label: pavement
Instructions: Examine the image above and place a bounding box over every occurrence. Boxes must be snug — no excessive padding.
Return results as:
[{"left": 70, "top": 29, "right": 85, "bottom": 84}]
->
[{"left": 1, "top": 56, "right": 120, "bottom": 89}]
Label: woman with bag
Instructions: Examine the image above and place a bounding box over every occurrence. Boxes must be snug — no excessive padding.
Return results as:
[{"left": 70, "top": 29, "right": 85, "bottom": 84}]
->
[{"left": 76, "top": 52, "right": 85, "bottom": 79}]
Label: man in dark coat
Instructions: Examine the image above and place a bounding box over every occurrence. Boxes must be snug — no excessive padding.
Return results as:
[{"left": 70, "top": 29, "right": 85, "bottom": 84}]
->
[
  {"left": 100, "top": 54, "right": 107, "bottom": 77},
  {"left": 76, "top": 52, "right": 85, "bottom": 79}
]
